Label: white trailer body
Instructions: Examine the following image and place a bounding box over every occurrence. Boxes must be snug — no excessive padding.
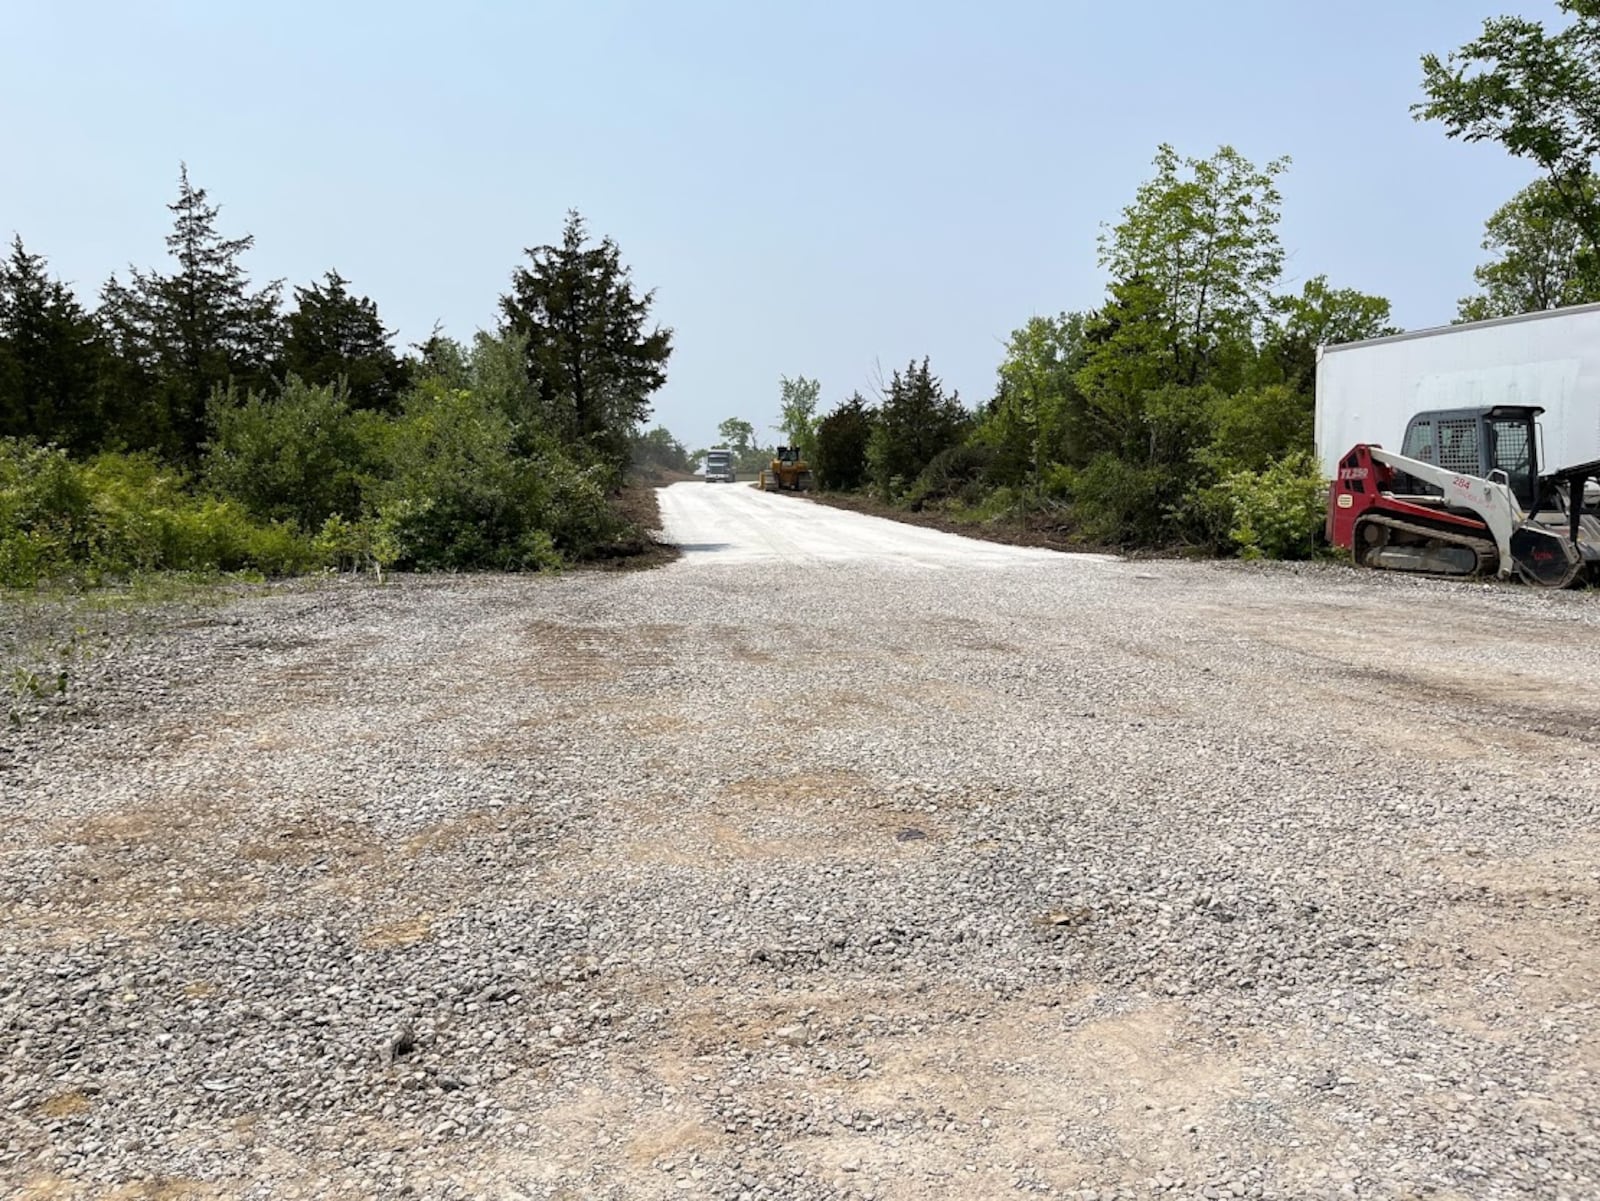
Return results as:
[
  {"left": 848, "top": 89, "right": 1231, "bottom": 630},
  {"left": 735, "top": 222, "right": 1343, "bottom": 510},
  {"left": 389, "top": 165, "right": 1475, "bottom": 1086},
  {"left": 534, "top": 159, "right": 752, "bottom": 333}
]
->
[{"left": 1314, "top": 303, "right": 1600, "bottom": 482}]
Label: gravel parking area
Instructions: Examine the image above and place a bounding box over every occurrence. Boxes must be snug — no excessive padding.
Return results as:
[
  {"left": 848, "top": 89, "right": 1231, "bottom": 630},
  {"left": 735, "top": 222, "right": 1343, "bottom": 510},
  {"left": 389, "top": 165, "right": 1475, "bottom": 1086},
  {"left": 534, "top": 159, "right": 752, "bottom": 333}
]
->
[{"left": 3, "top": 488, "right": 1599, "bottom": 1200}]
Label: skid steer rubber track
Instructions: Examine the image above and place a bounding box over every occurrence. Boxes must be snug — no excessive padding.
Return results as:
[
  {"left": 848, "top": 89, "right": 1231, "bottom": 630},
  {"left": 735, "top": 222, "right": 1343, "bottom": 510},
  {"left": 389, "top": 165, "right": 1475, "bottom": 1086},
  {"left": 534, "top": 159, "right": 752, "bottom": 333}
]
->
[{"left": 1354, "top": 513, "right": 1499, "bottom": 579}]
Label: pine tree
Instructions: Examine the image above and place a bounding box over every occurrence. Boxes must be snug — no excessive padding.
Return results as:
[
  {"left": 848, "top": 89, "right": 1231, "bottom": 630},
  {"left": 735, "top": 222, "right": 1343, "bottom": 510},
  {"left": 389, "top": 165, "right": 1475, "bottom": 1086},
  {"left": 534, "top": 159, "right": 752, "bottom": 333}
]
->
[
  {"left": 0, "top": 236, "right": 104, "bottom": 450},
  {"left": 498, "top": 211, "right": 672, "bottom": 469},
  {"left": 812, "top": 392, "right": 875, "bottom": 491},
  {"left": 283, "top": 270, "right": 408, "bottom": 410},
  {"left": 98, "top": 164, "right": 283, "bottom": 460},
  {"left": 869, "top": 359, "right": 969, "bottom": 494}
]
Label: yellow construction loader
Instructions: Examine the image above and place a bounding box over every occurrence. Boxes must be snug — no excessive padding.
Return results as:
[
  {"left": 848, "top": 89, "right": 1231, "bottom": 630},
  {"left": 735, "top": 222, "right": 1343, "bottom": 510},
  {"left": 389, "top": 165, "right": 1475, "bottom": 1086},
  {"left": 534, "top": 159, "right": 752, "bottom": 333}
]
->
[{"left": 757, "top": 446, "right": 814, "bottom": 492}]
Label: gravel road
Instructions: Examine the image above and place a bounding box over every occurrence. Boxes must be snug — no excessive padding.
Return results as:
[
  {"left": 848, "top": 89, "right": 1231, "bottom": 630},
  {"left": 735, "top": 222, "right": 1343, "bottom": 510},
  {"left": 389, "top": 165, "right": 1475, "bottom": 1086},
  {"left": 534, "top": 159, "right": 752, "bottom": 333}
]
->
[
  {"left": 4, "top": 483, "right": 1599, "bottom": 1201},
  {"left": 656, "top": 481, "right": 1116, "bottom": 569}
]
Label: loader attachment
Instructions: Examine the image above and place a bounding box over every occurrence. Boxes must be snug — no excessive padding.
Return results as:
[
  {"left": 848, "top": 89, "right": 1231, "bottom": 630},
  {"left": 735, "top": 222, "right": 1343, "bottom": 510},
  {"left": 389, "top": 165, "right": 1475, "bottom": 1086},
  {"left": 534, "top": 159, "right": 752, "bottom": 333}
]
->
[{"left": 1508, "top": 525, "right": 1584, "bottom": 589}]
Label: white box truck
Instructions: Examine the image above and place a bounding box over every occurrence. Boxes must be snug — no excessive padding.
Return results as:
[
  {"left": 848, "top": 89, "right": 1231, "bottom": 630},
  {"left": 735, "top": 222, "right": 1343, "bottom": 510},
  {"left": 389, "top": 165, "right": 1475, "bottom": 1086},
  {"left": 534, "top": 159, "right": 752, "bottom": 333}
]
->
[{"left": 1315, "top": 302, "right": 1600, "bottom": 482}]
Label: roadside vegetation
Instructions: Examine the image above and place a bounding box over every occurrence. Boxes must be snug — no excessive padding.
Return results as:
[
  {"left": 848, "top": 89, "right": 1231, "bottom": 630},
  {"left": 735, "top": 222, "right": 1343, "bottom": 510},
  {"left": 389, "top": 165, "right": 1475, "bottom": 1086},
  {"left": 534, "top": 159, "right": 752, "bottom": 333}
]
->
[
  {"left": 0, "top": 178, "right": 683, "bottom": 589},
  {"left": 723, "top": 147, "right": 1395, "bottom": 560},
  {"left": 9, "top": 4, "right": 1597, "bottom": 579},
  {"left": 719, "top": 1, "right": 1600, "bottom": 560}
]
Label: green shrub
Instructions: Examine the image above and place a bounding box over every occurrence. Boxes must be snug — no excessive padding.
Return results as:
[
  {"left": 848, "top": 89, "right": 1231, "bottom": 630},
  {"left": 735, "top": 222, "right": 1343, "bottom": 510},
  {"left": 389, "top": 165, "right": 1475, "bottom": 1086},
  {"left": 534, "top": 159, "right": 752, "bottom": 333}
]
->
[
  {"left": 0, "top": 439, "right": 322, "bottom": 586},
  {"left": 1206, "top": 384, "right": 1312, "bottom": 474},
  {"left": 539, "top": 454, "right": 625, "bottom": 559},
  {"left": 1172, "top": 474, "right": 1235, "bottom": 553},
  {"left": 903, "top": 443, "right": 996, "bottom": 510},
  {"left": 1039, "top": 462, "right": 1075, "bottom": 500},
  {"left": 1065, "top": 454, "right": 1181, "bottom": 545},
  {"left": 205, "top": 377, "right": 371, "bottom": 530},
  {"left": 961, "top": 484, "right": 1028, "bottom": 523},
  {"left": 313, "top": 515, "right": 397, "bottom": 574},
  {"left": 155, "top": 498, "right": 319, "bottom": 575},
  {"left": 1216, "top": 451, "right": 1326, "bottom": 560},
  {"left": 371, "top": 381, "right": 576, "bottom": 572}
]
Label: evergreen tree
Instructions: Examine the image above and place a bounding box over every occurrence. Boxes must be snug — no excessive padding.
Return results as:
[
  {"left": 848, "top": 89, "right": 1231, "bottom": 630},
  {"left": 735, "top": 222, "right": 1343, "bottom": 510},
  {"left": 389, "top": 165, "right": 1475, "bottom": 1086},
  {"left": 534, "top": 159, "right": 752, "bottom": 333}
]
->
[
  {"left": 812, "top": 392, "right": 875, "bottom": 491},
  {"left": 868, "top": 359, "right": 969, "bottom": 496},
  {"left": 98, "top": 164, "right": 283, "bottom": 460},
  {"left": 283, "top": 270, "right": 407, "bottom": 410},
  {"left": 409, "top": 323, "right": 469, "bottom": 387},
  {"left": 498, "top": 211, "right": 672, "bottom": 470},
  {"left": 0, "top": 237, "right": 104, "bottom": 450}
]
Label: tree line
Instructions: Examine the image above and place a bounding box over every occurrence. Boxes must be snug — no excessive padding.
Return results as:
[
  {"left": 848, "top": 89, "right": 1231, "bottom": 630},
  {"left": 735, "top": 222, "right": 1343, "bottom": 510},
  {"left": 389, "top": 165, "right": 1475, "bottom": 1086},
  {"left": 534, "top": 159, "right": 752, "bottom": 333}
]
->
[
  {"left": 8, "top": 2, "right": 1591, "bottom": 581},
  {"left": 0, "top": 169, "right": 675, "bottom": 584},
  {"left": 721, "top": 1, "right": 1600, "bottom": 558}
]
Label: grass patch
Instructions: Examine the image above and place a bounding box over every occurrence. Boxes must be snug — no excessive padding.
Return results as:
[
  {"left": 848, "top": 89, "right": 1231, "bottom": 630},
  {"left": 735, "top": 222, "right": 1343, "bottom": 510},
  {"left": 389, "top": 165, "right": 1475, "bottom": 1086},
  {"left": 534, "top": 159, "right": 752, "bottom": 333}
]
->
[{"left": 0, "top": 570, "right": 309, "bottom": 728}]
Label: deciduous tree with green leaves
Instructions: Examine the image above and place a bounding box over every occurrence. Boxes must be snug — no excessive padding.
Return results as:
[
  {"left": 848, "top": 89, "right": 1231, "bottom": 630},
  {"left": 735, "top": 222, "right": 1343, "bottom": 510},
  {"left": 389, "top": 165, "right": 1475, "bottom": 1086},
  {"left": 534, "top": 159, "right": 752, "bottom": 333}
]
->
[
  {"left": 1062, "top": 145, "right": 1364, "bottom": 548},
  {"left": 1072, "top": 274, "right": 1182, "bottom": 464},
  {"left": 777, "top": 374, "right": 821, "bottom": 458},
  {"left": 1096, "top": 143, "right": 1289, "bottom": 387},
  {"left": 716, "top": 416, "right": 755, "bottom": 453},
  {"left": 1416, "top": 1, "right": 1600, "bottom": 265},
  {"left": 986, "top": 313, "right": 1090, "bottom": 490},
  {"left": 713, "top": 416, "right": 774, "bottom": 472},
  {"left": 1457, "top": 177, "right": 1600, "bottom": 319},
  {"left": 1263, "top": 275, "right": 1400, "bottom": 388},
  {"left": 204, "top": 377, "right": 371, "bottom": 531}
]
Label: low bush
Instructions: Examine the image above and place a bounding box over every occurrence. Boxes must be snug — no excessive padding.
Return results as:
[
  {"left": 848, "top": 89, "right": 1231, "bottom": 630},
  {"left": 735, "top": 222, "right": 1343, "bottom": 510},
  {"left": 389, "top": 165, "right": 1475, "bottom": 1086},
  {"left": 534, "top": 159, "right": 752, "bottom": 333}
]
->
[
  {"left": 1216, "top": 451, "right": 1326, "bottom": 560},
  {"left": 366, "top": 382, "right": 622, "bottom": 572},
  {"left": 902, "top": 443, "right": 996, "bottom": 510},
  {"left": 1063, "top": 453, "right": 1181, "bottom": 546},
  {"left": 204, "top": 377, "right": 374, "bottom": 531},
  {"left": 0, "top": 440, "right": 320, "bottom": 587}
]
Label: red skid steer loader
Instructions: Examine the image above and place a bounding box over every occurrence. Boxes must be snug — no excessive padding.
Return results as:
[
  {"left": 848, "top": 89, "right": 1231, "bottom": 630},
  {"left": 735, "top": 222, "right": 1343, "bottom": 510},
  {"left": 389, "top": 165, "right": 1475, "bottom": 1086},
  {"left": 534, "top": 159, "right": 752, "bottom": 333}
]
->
[{"left": 1327, "top": 404, "right": 1600, "bottom": 589}]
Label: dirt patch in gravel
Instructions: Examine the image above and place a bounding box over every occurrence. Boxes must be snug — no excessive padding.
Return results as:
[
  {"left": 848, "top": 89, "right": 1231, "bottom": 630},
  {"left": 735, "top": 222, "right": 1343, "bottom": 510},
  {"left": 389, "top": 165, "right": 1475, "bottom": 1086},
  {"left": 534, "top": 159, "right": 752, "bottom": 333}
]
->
[
  {"left": 583, "top": 482, "right": 683, "bottom": 571},
  {"left": 1410, "top": 836, "right": 1600, "bottom": 1025}
]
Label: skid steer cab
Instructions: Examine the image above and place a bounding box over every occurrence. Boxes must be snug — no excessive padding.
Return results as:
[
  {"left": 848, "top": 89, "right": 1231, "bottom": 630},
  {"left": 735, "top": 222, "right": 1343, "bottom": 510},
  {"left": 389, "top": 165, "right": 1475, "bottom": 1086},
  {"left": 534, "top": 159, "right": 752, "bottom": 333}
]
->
[{"left": 1327, "top": 404, "right": 1600, "bottom": 589}]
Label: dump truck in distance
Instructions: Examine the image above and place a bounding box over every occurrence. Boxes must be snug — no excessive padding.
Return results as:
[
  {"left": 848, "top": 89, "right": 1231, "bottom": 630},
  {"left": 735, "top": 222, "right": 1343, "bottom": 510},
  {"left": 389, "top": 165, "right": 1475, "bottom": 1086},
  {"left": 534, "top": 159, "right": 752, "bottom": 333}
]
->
[{"left": 704, "top": 448, "right": 736, "bottom": 483}]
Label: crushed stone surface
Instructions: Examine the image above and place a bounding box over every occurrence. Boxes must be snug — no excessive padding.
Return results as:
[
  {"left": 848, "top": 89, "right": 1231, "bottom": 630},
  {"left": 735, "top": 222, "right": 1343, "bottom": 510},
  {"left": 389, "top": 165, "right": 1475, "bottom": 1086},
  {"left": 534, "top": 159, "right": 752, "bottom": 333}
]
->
[{"left": 3, "top": 485, "right": 1599, "bottom": 1200}]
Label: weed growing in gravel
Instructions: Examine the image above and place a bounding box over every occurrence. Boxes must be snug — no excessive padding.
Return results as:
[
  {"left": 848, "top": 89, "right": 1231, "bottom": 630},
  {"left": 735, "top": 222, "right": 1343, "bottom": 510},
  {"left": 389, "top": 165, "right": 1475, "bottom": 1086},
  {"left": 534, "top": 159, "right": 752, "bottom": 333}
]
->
[
  {"left": 0, "top": 572, "right": 279, "bottom": 726},
  {"left": 2, "top": 621, "right": 105, "bottom": 726}
]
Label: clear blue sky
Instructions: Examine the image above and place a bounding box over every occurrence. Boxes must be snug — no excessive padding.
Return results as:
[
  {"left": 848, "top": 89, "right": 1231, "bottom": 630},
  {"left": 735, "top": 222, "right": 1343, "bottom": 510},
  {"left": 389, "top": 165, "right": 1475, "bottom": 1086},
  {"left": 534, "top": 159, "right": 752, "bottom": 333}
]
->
[{"left": 1, "top": 0, "right": 1550, "bottom": 450}]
